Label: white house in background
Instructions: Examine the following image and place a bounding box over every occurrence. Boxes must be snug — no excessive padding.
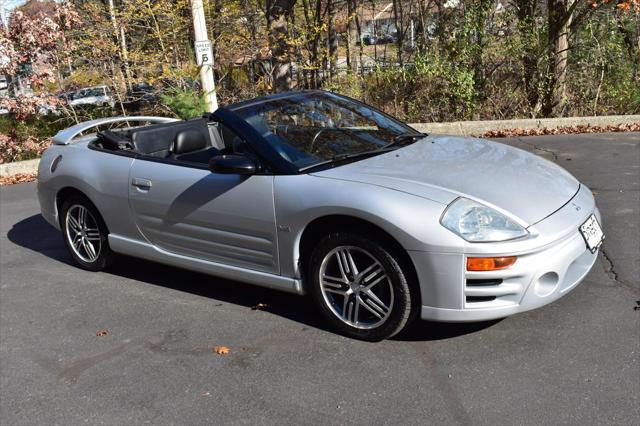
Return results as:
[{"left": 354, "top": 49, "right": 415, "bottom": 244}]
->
[{"left": 0, "top": 51, "right": 9, "bottom": 96}]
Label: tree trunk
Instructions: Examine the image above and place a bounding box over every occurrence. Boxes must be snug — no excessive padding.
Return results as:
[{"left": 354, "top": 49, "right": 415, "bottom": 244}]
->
[
  {"left": 470, "top": 0, "right": 492, "bottom": 103},
  {"left": 346, "top": 0, "right": 359, "bottom": 72},
  {"left": 544, "top": 0, "right": 573, "bottom": 117},
  {"left": 211, "top": 0, "right": 222, "bottom": 66},
  {"left": 327, "top": 0, "right": 338, "bottom": 78},
  {"left": 616, "top": 14, "right": 639, "bottom": 81},
  {"left": 514, "top": 0, "right": 541, "bottom": 116},
  {"left": 107, "top": 0, "right": 133, "bottom": 91},
  {"left": 311, "top": 0, "right": 322, "bottom": 87},
  {"left": 267, "top": 0, "right": 297, "bottom": 92},
  {"left": 146, "top": 0, "right": 168, "bottom": 62},
  {"left": 392, "top": 0, "right": 404, "bottom": 67}
]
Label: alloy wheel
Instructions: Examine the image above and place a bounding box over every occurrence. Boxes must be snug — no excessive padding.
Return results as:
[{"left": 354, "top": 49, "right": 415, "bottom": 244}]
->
[
  {"left": 319, "top": 246, "right": 394, "bottom": 329},
  {"left": 65, "top": 204, "right": 102, "bottom": 263}
]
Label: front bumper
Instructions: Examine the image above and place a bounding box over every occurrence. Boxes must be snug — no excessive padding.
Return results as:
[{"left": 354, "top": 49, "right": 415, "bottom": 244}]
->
[{"left": 413, "top": 185, "right": 601, "bottom": 322}]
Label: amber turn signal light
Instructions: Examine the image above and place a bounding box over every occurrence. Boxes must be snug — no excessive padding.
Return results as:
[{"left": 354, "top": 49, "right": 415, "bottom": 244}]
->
[{"left": 466, "top": 256, "right": 517, "bottom": 271}]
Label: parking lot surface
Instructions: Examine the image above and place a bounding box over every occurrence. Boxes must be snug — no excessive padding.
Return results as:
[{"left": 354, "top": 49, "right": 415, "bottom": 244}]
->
[{"left": 1, "top": 132, "right": 639, "bottom": 425}]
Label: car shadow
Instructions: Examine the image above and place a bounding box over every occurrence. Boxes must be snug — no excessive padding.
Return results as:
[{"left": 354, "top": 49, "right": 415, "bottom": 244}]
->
[
  {"left": 8, "top": 214, "right": 501, "bottom": 342},
  {"left": 165, "top": 174, "right": 247, "bottom": 223},
  {"left": 6, "top": 214, "right": 73, "bottom": 265},
  {"left": 392, "top": 318, "right": 502, "bottom": 342}
]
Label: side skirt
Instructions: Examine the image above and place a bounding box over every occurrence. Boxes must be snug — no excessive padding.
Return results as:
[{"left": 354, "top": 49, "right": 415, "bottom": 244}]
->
[{"left": 108, "top": 234, "right": 304, "bottom": 295}]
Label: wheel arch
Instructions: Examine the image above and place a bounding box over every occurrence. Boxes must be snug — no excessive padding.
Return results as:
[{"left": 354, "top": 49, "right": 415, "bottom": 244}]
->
[
  {"left": 55, "top": 186, "right": 109, "bottom": 232},
  {"left": 297, "top": 214, "right": 421, "bottom": 303}
]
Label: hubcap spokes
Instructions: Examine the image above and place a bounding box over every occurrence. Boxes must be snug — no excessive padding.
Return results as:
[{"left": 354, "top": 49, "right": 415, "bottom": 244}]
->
[
  {"left": 319, "top": 246, "right": 393, "bottom": 329},
  {"left": 65, "top": 205, "right": 101, "bottom": 263}
]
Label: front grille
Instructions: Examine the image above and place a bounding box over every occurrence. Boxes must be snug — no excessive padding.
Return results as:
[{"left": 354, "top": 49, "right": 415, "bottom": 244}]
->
[
  {"left": 466, "top": 278, "right": 503, "bottom": 287},
  {"left": 466, "top": 295, "right": 497, "bottom": 303},
  {"left": 464, "top": 277, "right": 521, "bottom": 307}
]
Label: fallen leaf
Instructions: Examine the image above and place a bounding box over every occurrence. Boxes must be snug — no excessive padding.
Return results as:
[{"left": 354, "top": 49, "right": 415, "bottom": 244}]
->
[
  {"left": 0, "top": 172, "right": 38, "bottom": 186},
  {"left": 483, "top": 122, "right": 640, "bottom": 138},
  {"left": 213, "top": 346, "right": 230, "bottom": 355},
  {"left": 96, "top": 329, "right": 108, "bottom": 337},
  {"left": 251, "top": 303, "right": 269, "bottom": 311}
]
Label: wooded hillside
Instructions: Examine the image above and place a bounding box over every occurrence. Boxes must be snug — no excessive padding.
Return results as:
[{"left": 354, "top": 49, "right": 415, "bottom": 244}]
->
[{"left": 1, "top": 0, "right": 638, "bottom": 124}]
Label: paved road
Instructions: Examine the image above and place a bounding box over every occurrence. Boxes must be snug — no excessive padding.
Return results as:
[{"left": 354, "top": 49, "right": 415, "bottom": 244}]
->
[{"left": 1, "top": 133, "right": 639, "bottom": 425}]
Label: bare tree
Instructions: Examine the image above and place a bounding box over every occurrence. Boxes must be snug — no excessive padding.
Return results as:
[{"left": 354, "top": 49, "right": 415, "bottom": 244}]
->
[
  {"left": 266, "top": 0, "right": 297, "bottom": 91},
  {"left": 544, "top": 0, "right": 574, "bottom": 116},
  {"left": 346, "top": 0, "right": 360, "bottom": 71},
  {"left": 107, "top": 0, "right": 133, "bottom": 91},
  {"left": 327, "top": 0, "right": 338, "bottom": 77}
]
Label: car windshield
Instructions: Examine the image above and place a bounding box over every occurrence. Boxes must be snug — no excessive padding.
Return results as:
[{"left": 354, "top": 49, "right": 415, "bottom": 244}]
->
[
  {"left": 77, "top": 88, "right": 106, "bottom": 98},
  {"left": 230, "top": 92, "right": 416, "bottom": 170}
]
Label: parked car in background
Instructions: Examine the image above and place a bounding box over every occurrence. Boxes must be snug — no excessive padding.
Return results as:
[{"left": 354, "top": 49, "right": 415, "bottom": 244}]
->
[
  {"left": 37, "top": 90, "right": 603, "bottom": 341},
  {"left": 382, "top": 32, "right": 398, "bottom": 44},
  {"left": 124, "top": 82, "right": 157, "bottom": 112},
  {"left": 361, "top": 32, "right": 397, "bottom": 45},
  {"left": 58, "top": 91, "right": 76, "bottom": 102},
  {"left": 361, "top": 34, "right": 379, "bottom": 45},
  {"left": 69, "top": 86, "right": 115, "bottom": 108}
]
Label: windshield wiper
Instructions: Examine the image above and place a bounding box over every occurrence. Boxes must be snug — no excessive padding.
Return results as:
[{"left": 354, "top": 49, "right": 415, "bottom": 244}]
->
[
  {"left": 383, "top": 131, "right": 428, "bottom": 149},
  {"left": 298, "top": 132, "right": 427, "bottom": 173},
  {"left": 298, "top": 148, "right": 395, "bottom": 173}
]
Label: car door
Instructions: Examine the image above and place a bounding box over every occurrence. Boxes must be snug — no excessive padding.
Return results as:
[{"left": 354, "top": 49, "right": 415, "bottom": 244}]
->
[{"left": 127, "top": 154, "right": 279, "bottom": 275}]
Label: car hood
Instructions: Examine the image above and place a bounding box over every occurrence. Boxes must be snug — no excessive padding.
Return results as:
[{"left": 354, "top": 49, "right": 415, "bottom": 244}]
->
[{"left": 313, "top": 135, "right": 580, "bottom": 225}]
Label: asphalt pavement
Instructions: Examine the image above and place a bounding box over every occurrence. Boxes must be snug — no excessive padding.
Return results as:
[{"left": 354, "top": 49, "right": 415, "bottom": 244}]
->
[{"left": 1, "top": 132, "right": 639, "bottom": 425}]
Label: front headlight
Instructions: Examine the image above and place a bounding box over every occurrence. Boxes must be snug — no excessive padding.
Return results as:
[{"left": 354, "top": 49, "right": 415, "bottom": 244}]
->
[{"left": 440, "top": 197, "right": 528, "bottom": 242}]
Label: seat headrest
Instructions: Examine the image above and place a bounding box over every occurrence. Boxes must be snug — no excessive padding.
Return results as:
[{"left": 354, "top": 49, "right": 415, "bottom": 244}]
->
[{"left": 173, "top": 129, "right": 207, "bottom": 154}]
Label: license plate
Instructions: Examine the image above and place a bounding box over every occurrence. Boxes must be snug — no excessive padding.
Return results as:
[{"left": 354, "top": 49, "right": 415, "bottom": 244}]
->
[{"left": 579, "top": 214, "right": 604, "bottom": 252}]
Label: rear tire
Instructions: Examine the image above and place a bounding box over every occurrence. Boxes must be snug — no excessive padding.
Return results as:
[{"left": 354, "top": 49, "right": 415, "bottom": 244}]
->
[
  {"left": 60, "top": 195, "right": 115, "bottom": 271},
  {"left": 307, "top": 231, "right": 417, "bottom": 341}
]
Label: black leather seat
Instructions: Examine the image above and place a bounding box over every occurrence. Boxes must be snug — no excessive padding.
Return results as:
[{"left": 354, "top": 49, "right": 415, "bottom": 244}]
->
[
  {"left": 171, "top": 128, "right": 219, "bottom": 164},
  {"left": 131, "top": 119, "right": 212, "bottom": 159}
]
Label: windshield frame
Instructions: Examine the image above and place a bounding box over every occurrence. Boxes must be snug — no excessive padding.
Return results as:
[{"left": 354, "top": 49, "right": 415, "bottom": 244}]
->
[{"left": 226, "top": 90, "right": 419, "bottom": 174}]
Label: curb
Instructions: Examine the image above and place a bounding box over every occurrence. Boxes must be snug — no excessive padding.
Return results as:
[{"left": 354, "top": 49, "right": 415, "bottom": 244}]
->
[
  {"left": 1, "top": 115, "right": 639, "bottom": 178},
  {"left": 410, "top": 114, "right": 640, "bottom": 136},
  {"left": 0, "top": 159, "right": 40, "bottom": 178}
]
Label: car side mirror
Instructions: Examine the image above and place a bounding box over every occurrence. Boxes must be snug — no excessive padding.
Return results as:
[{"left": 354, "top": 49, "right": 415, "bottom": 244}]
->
[{"left": 209, "top": 154, "right": 257, "bottom": 175}]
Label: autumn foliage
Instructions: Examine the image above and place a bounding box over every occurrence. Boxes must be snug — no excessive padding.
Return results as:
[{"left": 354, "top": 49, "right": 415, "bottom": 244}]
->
[{"left": 0, "top": 0, "right": 639, "bottom": 167}]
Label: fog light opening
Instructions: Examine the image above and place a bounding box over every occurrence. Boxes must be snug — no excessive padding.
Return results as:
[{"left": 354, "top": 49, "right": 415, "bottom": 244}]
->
[{"left": 534, "top": 272, "right": 559, "bottom": 297}]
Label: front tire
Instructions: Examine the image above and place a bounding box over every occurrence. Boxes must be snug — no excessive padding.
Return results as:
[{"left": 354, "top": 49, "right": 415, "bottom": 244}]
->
[
  {"left": 307, "top": 232, "right": 417, "bottom": 341},
  {"left": 60, "top": 195, "right": 114, "bottom": 271}
]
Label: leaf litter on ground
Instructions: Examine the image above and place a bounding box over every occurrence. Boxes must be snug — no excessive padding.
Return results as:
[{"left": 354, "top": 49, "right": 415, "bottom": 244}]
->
[{"left": 213, "top": 346, "right": 230, "bottom": 355}]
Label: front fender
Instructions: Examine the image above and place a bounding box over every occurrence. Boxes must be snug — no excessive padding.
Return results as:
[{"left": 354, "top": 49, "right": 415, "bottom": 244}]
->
[{"left": 274, "top": 174, "right": 464, "bottom": 278}]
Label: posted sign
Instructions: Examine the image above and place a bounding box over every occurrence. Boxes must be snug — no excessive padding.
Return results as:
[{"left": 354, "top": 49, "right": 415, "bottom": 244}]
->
[{"left": 195, "top": 40, "right": 213, "bottom": 66}]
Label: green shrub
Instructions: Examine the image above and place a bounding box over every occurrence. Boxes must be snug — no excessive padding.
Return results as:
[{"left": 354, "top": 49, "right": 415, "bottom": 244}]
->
[{"left": 160, "top": 87, "right": 208, "bottom": 120}]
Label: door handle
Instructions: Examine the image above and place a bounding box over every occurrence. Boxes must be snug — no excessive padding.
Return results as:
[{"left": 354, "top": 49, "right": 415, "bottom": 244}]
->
[{"left": 132, "top": 178, "right": 152, "bottom": 190}]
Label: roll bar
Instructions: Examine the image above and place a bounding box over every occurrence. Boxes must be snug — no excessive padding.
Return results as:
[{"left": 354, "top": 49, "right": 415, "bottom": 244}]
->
[{"left": 52, "top": 116, "right": 180, "bottom": 145}]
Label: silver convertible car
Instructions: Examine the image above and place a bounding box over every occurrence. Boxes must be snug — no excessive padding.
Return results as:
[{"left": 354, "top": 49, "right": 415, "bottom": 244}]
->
[{"left": 37, "top": 91, "right": 604, "bottom": 340}]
